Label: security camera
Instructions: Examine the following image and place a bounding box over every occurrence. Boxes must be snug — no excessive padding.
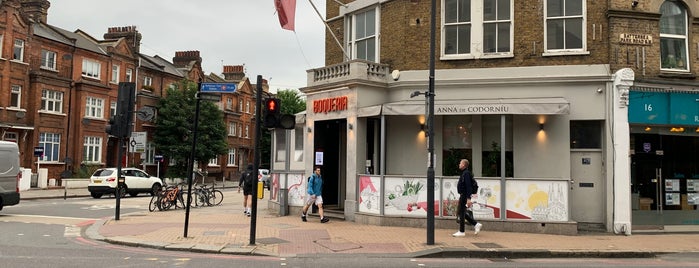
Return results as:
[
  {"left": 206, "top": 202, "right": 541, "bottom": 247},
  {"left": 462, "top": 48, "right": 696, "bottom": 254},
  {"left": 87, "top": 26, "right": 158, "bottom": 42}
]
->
[
  {"left": 596, "top": 88, "right": 603, "bottom": 94},
  {"left": 631, "top": 1, "right": 638, "bottom": 8}
]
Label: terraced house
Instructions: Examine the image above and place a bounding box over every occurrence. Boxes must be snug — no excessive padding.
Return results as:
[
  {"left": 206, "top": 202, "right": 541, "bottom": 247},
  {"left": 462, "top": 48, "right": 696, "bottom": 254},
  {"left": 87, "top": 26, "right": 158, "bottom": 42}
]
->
[
  {"left": 269, "top": 0, "right": 699, "bottom": 234},
  {"left": 0, "top": 0, "right": 260, "bottom": 188}
]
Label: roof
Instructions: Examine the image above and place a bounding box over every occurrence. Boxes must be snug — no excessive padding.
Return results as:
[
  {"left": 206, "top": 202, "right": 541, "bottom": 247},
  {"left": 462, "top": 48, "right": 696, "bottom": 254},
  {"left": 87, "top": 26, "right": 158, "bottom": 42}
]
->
[
  {"left": 34, "top": 23, "right": 108, "bottom": 55},
  {"left": 139, "top": 54, "right": 184, "bottom": 78}
]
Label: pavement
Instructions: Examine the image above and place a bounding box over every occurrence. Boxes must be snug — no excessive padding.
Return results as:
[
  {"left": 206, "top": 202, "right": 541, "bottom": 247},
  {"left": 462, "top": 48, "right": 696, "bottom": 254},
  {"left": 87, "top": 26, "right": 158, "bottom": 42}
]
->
[{"left": 18, "top": 187, "right": 699, "bottom": 258}]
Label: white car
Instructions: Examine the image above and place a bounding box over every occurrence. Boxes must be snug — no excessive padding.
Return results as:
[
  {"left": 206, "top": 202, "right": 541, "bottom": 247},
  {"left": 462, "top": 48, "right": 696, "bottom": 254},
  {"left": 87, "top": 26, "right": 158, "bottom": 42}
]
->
[
  {"left": 258, "top": 169, "right": 271, "bottom": 190},
  {"left": 88, "top": 167, "right": 163, "bottom": 198}
]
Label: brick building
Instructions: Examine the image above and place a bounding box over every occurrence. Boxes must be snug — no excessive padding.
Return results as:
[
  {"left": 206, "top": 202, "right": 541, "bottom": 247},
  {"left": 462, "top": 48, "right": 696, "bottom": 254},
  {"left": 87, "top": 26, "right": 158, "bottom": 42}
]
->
[
  {"left": 268, "top": 0, "right": 699, "bottom": 234},
  {"left": 0, "top": 0, "right": 258, "bottom": 187}
]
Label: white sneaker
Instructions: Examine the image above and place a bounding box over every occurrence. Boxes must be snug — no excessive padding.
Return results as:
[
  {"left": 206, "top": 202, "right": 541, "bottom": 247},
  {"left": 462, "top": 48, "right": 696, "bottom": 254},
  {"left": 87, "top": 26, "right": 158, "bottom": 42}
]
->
[
  {"left": 452, "top": 231, "right": 465, "bottom": 237},
  {"left": 474, "top": 223, "right": 482, "bottom": 235}
]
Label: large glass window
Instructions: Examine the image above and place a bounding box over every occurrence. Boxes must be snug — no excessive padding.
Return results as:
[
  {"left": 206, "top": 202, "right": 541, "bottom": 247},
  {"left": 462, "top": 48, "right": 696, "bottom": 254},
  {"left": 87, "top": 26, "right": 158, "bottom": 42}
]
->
[
  {"left": 481, "top": 115, "right": 513, "bottom": 177},
  {"left": 41, "top": 49, "right": 57, "bottom": 70},
  {"left": 660, "top": 1, "right": 689, "bottom": 71},
  {"left": 39, "top": 132, "right": 61, "bottom": 162},
  {"left": 349, "top": 7, "right": 378, "bottom": 62},
  {"left": 443, "top": 0, "right": 471, "bottom": 55},
  {"left": 483, "top": 0, "right": 511, "bottom": 53},
  {"left": 545, "top": 0, "right": 585, "bottom": 52},
  {"left": 83, "top": 136, "right": 102, "bottom": 163},
  {"left": 41, "top": 89, "right": 64, "bottom": 113},
  {"left": 442, "top": 116, "right": 473, "bottom": 176},
  {"left": 85, "top": 97, "right": 104, "bottom": 119}
]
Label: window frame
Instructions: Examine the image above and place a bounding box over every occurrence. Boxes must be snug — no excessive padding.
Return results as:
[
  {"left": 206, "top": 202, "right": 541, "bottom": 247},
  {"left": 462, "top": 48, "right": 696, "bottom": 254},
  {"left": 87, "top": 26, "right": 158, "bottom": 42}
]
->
[
  {"left": 111, "top": 64, "right": 120, "bottom": 83},
  {"left": 82, "top": 136, "right": 102, "bottom": 164},
  {"left": 39, "top": 132, "right": 61, "bottom": 162},
  {"left": 84, "top": 96, "right": 104, "bottom": 119},
  {"left": 543, "top": 0, "right": 588, "bottom": 55},
  {"left": 227, "top": 148, "right": 237, "bottom": 166},
  {"left": 144, "top": 142, "right": 155, "bottom": 164},
  {"left": 659, "top": 1, "right": 690, "bottom": 72},
  {"left": 347, "top": 6, "right": 380, "bottom": 62},
  {"left": 9, "top": 85, "right": 21, "bottom": 109},
  {"left": 143, "top": 76, "right": 153, "bottom": 88},
  {"left": 125, "top": 68, "right": 133, "bottom": 82},
  {"left": 13, "top": 39, "right": 24, "bottom": 61},
  {"left": 81, "top": 58, "right": 101, "bottom": 79},
  {"left": 441, "top": 0, "right": 514, "bottom": 60},
  {"left": 41, "top": 49, "right": 57, "bottom": 70},
  {"left": 41, "top": 89, "right": 64, "bottom": 114},
  {"left": 229, "top": 122, "right": 237, "bottom": 136}
]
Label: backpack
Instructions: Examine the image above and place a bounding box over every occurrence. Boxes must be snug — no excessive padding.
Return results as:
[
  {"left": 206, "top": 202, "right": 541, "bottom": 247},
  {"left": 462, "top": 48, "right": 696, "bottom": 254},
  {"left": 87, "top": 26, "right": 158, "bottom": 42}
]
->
[
  {"left": 243, "top": 171, "right": 253, "bottom": 186},
  {"left": 471, "top": 177, "right": 479, "bottom": 194}
]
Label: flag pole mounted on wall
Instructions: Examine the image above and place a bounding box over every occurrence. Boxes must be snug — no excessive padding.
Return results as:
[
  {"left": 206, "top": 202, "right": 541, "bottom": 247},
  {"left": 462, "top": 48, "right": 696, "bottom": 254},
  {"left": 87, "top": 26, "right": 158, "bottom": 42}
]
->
[{"left": 275, "top": 0, "right": 349, "bottom": 61}]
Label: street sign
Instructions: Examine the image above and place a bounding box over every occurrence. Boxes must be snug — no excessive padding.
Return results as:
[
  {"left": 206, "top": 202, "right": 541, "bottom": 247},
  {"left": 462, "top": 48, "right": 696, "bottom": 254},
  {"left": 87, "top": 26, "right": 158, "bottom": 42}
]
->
[
  {"left": 129, "top": 132, "right": 147, "bottom": 153},
  {"left": 201, "top": 83, "right": 237, "bottom": 93},
  {"left": 154, "top": 155, "right": 164, "bottom": 162},
  {"left": 198, "top": 92, "right": 222, "bottom": 102},
  {"left": 34, "top": 146, "right": 44, "bottom": 157}
]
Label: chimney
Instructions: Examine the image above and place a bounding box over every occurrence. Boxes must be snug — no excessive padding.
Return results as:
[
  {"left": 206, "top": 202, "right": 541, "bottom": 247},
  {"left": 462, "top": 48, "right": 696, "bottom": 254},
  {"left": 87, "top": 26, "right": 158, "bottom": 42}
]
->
[
  {"left": 173, "top": 51, "right": 202, "bottom": 68},
  {"left": 222, "top": 65, "right": 245, "bottom": 81},
  {"left": 103, "top": 26, "right": 142, "bottom": 54},
  {"left": 20, "top": 0, "right": 50, "bottom": 23}
]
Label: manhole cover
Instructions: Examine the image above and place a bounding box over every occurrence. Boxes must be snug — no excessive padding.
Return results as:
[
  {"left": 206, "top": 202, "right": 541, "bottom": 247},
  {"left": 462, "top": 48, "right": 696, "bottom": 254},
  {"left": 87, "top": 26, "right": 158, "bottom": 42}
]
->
[
  {"left": 256, "top": 237, "right": 289, "bottom": 244},
  {"left": 473, "top": 242, "right": 503, "bottom": 248}
]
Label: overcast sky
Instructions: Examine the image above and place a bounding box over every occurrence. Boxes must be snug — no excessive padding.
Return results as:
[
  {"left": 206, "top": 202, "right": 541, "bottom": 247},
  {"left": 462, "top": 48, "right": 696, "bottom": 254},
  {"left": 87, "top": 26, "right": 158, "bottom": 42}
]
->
[{"left": 48, "top": 0, "right": 327, "bottom": 92}]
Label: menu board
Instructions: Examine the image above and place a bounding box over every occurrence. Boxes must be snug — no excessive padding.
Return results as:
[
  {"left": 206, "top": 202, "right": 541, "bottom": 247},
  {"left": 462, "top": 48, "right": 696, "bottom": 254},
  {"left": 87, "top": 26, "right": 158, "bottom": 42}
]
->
[{"left": 665, "top": 179, "right": 680, "bottom": 192}]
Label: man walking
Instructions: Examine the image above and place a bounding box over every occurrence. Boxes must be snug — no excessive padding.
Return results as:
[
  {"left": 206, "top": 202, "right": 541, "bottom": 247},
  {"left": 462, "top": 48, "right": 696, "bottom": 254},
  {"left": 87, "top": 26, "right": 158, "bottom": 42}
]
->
[
  {"left": 454, "top": 159, "right": 482, "bottom": 237},
  {"left": 301, "top": 167, "right": 329, "bottom": 223},
  {"left": 238, "top": 164, "right": 253, "bottom": 217}
]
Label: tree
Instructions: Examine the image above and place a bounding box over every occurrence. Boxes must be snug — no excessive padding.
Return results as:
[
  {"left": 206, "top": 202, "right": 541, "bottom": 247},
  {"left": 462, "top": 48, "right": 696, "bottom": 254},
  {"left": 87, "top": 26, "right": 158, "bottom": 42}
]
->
[
  {"left": 260, "top": 89, "right": 306, "bottom": 168},
  {"left": 154, "top": 79, "right": 228, "bottom": 178}
]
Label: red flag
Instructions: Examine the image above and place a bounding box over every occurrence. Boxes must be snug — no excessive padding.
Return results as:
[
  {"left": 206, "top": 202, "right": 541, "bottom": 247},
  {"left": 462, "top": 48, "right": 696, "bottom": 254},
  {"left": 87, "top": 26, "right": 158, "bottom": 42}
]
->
[{"left": 275, "top": 0, "right": 296, "bottom": 31}]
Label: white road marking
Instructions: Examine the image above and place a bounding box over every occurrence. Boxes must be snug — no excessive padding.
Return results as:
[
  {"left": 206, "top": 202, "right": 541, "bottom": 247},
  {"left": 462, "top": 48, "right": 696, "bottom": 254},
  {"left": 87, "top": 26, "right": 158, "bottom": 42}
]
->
[{"left": 64, "top": 226, "right": 81, "bottom": 237}]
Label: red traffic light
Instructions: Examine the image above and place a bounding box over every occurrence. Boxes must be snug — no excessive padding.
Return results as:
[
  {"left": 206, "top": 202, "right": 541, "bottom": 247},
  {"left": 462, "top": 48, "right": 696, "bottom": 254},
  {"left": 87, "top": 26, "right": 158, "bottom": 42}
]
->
[{"left": 265, "top": 98, "right": 280, "bottom": 114}]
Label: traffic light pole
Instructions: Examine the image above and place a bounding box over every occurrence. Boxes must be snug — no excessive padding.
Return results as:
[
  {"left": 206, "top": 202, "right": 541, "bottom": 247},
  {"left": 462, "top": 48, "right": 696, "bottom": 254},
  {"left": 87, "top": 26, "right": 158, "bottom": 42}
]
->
[
  {"left": 115, "top": 137, "right": 124, "bottom": 220},
  {"left": 250, "top": 75, "right": 264, "bottom": 245}
]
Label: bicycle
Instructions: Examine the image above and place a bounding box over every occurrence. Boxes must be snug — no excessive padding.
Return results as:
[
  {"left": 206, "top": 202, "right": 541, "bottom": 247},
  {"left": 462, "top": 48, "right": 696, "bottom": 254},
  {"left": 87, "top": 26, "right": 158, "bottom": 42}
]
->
[
  {"left": 192, "top": 183, "right": 223, "bottom": 207},
  {"left": 149, "top": 183, "right": 187, "bottom": 211}
]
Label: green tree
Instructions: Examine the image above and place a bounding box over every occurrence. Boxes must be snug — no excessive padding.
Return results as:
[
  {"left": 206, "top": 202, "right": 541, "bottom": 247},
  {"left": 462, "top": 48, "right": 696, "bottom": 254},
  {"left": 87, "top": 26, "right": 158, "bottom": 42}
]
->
[{"left": 154, "top": 79, "right": 228, "bottom": 178}]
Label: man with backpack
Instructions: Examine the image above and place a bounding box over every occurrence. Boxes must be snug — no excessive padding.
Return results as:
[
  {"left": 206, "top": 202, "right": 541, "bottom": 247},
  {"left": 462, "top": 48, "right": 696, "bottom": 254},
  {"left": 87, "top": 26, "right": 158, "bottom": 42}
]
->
[
  {"left": 453, "top": 159, "right": 482, "bottom": 237},
  {"left": 301, "top": 167, "right": 329, "bottom": 223},
  {"left": 238, "top": 164, "right": 254, "bottom": 216}
]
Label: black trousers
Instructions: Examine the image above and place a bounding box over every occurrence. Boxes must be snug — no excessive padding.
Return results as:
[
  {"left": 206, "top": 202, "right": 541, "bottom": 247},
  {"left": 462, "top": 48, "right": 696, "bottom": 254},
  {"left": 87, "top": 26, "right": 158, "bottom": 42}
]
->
[{"left": 457, "top": 194, "right": 478, "bottom": 232}]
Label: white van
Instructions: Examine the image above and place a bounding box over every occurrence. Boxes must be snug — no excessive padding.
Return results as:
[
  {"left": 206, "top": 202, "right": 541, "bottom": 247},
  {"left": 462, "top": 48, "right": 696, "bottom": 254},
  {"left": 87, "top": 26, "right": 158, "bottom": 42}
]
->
[{"left": 0, "top": 141, "right": 21, "bottom": 211}]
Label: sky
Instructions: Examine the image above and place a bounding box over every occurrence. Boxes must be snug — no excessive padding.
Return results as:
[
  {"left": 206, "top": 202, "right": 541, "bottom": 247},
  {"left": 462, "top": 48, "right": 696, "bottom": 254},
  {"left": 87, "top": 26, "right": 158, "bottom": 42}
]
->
[{"left": 48, "top": 0, "right": 327, "bottom": 92}]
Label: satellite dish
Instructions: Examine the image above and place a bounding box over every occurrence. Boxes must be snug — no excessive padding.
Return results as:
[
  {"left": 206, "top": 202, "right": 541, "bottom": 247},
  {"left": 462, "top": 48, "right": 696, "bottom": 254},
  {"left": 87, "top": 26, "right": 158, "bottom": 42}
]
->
[{"left": 137, "top": 107, "right": 155, "bottom": 122}]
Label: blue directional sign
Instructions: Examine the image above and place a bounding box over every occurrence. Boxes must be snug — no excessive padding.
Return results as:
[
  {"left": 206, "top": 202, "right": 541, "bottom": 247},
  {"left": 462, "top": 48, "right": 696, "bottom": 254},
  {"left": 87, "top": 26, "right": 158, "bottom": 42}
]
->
[{"left": 200, "top": 83, "right": 237, "bottom": 93}]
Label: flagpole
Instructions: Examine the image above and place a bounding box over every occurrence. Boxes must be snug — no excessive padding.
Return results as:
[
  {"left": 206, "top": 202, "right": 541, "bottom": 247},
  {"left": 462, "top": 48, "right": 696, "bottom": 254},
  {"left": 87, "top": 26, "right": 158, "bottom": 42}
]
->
[{"left": 308, "top": 0, "right": 349, "bottom": 61}]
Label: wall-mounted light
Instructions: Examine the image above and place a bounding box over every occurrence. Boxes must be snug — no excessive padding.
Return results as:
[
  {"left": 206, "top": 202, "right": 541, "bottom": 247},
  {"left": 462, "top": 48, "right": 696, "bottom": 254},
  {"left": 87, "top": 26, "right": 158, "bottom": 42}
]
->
[
  {"left": 307, "top": 127, "right": 312, "bottom": 133},
  {"left": 631, "top": 0, "right": 638, "bottom": 8},
  {"left": 420, "top": 123, "right": 426, "bottom": 132},
  {"left": 348, "top": 123, "right": 353, "bottom": 130},
  {"left": 539, "top": 123, "right": 544, "bottom": 131},
  {"left": 644, "top": 126, "right": 651, "bottom": 132},
  {"left": 670, "top": 127, "right": 685, "bottom": 133}
]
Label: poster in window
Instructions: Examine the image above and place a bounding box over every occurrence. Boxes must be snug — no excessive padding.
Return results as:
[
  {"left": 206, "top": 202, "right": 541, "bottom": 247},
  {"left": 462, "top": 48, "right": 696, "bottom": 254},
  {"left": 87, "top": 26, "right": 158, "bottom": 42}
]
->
[
  {"left": 665, "top": 192, "right": 680, "bottom": 205},
  {"left": 687, "top": 179, "right": 696, "bottom": 192},
  {"left": 665, "top": 179, "right": 680, "bottom": 192}
]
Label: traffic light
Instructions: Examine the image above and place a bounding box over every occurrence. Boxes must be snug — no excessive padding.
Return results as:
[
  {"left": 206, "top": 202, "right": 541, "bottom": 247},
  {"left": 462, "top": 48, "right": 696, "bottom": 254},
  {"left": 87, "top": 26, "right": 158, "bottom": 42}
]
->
[
  {"left": 262, "top": 98, "right": 295, "bottom": 129},
  {"left": 105, "top": 116, "right": 122, "bottom": 136}
]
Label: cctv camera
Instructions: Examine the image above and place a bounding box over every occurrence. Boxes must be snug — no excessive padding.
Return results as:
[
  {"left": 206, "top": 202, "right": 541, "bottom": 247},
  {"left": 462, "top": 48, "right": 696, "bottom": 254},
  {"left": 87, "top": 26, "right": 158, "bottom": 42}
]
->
[
  {"left": 631, "top": 1, "right": 638, "bottom": 8},
  {"left": 596, "top": 88, "right": 603, "bottom": 94}
]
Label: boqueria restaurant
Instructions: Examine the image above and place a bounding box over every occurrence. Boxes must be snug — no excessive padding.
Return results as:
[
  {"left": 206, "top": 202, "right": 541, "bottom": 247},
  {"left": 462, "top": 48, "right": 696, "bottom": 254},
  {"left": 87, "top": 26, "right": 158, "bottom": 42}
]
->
[{"left": 268, "top": 63, "right": 640, "bottom": 235}]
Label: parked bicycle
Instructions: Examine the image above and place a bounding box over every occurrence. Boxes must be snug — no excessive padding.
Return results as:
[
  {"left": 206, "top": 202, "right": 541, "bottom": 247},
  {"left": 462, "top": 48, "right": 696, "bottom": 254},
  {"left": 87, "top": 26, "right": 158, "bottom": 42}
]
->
[
  {"left": 149, "top": 183, "right": 188, "bottom": 212},
  {"left": 191, "top": 183, "right": 224, "bottom": 207}
]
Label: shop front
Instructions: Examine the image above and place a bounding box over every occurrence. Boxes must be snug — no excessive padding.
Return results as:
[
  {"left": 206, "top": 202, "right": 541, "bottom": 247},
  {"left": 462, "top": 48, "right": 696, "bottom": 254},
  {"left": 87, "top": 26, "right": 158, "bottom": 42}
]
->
[{"left": 628, "top": 88, "right": 699, "bottom": 230}]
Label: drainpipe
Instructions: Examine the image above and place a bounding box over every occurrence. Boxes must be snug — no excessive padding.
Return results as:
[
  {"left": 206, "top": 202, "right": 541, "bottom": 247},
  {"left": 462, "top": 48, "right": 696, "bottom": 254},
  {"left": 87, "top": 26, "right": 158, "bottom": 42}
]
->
[{"left": 63, "top": 40, "right": 77, "bottom": 177}]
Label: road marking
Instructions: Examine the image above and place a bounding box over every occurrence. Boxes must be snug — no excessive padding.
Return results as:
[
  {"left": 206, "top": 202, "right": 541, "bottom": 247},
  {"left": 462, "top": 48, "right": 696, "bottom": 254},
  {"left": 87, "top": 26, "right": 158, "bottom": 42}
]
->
[{"left": 64, "top": 226, "right": 81, "bottom": 237}]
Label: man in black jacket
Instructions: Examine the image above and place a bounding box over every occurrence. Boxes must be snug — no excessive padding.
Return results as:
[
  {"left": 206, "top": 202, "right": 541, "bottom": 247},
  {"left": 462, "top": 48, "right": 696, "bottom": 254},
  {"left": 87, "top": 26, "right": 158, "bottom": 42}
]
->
[{"left": 454, "top": 159, "right": 482, "bottom": 237}]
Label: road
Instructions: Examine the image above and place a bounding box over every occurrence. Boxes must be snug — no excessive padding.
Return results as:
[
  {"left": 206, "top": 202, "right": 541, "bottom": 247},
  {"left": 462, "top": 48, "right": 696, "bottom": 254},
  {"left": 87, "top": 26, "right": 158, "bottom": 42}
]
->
[{"left": 1, "top": 196, "right": 698, "bottom": 267}]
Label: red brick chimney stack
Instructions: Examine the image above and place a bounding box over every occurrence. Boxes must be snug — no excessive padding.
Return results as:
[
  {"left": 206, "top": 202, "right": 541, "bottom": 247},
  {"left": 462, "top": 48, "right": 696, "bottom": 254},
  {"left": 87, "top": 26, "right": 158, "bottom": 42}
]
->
[
  {"left": 103, "top": 26, "right": 142, "bottom": 54},
  {"left": 20, "top": 0, "right": 50, "bottom": 23},
  {"left": 222, "top": 65, "right": 245, "bottom": 81},
  {"left": 173, "top": 50, "right": 202, "bottom": 68}
]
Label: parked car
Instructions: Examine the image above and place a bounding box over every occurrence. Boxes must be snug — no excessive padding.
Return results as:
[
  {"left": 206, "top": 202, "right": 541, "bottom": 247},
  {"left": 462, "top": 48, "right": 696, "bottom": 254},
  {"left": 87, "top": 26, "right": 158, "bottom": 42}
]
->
[
  {"left": 0, "top": 141, "right": 20, "bottom": 211},
  {"left": 88, "top": 167, "right": 162, "bottom": 198},
  {"left": 258, "top": 169, "right": 270, "bottom": 190}
]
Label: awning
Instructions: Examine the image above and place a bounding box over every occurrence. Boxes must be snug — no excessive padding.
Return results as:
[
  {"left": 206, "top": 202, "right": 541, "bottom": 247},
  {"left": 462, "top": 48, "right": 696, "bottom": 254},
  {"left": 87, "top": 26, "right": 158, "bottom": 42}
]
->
[
  {"left": 382, "top": 97, "right": 570, "bottom": 115},
  {"left": 357, "top": 105, "right": 382, "bottom": 117}
]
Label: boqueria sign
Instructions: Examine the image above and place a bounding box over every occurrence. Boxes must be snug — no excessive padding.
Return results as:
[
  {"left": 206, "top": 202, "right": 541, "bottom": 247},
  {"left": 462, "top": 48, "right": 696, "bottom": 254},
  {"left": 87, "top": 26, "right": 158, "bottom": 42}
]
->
[{"left": 313, "top": 96, "right": 349, "bottom": 114}]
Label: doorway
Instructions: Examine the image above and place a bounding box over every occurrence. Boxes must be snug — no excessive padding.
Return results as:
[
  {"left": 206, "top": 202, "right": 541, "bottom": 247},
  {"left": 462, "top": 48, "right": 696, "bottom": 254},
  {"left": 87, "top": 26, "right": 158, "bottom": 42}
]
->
[{"left": 313, "top": 119, "right": 346, "bottom": 208}]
